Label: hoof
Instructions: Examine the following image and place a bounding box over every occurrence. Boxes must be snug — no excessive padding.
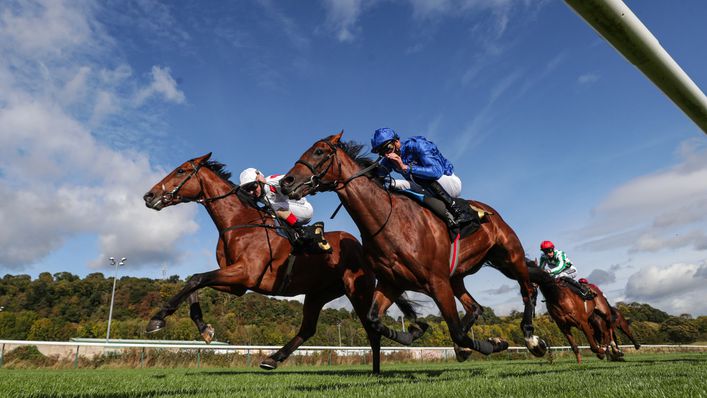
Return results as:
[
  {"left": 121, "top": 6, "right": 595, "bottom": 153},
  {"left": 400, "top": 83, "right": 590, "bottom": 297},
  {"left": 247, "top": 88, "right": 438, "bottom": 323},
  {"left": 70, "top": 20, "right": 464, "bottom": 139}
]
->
[
  {"left": 146, "top": 318, "right": 166, "bottom": 333},
  {"left": 259, "top": 357, "right": 278, "bottom": 370},
  {"left": 453, "top": 344, "right": 473, "bottom": 362},
  {"left": 488, "top": 337, "right": 509, "bottom": 353},
  {"left": 201, "top": 324, "right": 215, "bottom": 344},
  {"left": 525, "top": 336, "right": 548, "bottom": 357}
]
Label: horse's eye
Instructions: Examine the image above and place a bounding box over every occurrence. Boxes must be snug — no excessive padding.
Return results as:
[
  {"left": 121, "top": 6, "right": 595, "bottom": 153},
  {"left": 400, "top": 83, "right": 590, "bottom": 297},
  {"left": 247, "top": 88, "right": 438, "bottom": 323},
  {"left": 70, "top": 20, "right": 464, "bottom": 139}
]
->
[
  {"left": 314, "top": 149, "right": 324, "bottom": 156},
  {"left": 177, "top": 168, "right": 185, "bottom": 174}
]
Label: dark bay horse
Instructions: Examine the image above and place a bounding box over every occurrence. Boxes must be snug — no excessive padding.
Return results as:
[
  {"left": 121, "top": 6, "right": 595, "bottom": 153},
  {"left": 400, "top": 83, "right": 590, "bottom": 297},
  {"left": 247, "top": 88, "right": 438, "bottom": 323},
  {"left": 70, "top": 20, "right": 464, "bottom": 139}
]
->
[
  {"left": 280, "top": 132, "right": 547, "bottom": 357},
  {"left": 526, "top": 261, "right": 620, "bottom": 363},
  {"left": 143, "top": 153, "right": 411, "bottom": 373}
]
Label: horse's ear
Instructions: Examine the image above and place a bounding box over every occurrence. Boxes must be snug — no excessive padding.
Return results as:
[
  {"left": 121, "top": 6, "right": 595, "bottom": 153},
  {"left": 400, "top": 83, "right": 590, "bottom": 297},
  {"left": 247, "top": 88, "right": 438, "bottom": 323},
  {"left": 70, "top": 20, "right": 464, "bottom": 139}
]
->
[
  {"left": 330, "top": 130, "right": 344, "bottom": 144},
  {"left": 195, "top": 152, "right": 212, "bottom": 165}
]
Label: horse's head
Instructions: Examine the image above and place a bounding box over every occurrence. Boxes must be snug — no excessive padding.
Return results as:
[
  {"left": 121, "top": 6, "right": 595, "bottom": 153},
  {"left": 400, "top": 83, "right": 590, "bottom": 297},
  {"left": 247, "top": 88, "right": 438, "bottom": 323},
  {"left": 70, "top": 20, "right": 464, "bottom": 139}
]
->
[
  {"left": 280, "top": 131, "right": 344, "bottom": 200},
  {"left": 143, "top": 152, "right": 212, "bottom": 210}
]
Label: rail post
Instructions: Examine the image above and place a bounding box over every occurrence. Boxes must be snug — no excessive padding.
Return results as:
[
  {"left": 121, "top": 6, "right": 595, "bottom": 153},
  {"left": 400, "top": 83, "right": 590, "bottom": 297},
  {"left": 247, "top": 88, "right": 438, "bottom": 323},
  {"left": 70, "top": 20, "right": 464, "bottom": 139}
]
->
[
  {"left": 246, "top": 349, "right": 251, "bottom": 367},
  {"left": 74, "top": 345, "right": 80, "bottom": 369},
  {"left": 196, "top": 349, "right": 201, "bottom": 368},
  {"left": 0, "top": 343, "right": 4, "bottom": 368},
  {"left": 140, "top": 347, "right": 145, "bottom": 368}
]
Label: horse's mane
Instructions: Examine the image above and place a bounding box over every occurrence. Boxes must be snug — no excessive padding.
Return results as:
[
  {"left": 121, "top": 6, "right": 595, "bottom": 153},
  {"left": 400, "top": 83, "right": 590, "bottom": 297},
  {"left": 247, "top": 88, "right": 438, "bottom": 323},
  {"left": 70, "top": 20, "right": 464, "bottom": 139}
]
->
[
  {"left": 203, "top": 160, "right": 235, "bottom": 186},
  {"left": 338, "top": 140, "right": 387, "bottom": 186},
  {"left": 201, "top": 160, "right": 261, "bottom": 208}
]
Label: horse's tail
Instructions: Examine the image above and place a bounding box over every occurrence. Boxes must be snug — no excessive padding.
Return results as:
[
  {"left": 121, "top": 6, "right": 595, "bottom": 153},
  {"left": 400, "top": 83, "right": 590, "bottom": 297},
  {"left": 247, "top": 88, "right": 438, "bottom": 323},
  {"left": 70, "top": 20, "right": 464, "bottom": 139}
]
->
[{"left": 395, "top": 294, "right": 421, "bottom": 321}]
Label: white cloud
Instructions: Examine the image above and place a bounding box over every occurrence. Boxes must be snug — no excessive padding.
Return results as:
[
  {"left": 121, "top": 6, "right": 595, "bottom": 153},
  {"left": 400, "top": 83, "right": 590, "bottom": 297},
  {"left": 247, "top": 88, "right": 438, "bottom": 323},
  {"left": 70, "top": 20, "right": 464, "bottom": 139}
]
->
[
  {"left": 134, "top": 66, "right": 185, "bottom": 106},
  {"left": 577, "top": 72, "right": 600, "bottom": 85},
  {"left": 624, "top": 262, "right": 707, "bottom": 315},
  {"left": 321, "top": 0, "right": 364, "bottom": 43},
  {"left": 0, "top": 0, "right": 196, "bottom": 271},
  {"left": 574, "top": 139, "right": 707, "bottom": 254}
]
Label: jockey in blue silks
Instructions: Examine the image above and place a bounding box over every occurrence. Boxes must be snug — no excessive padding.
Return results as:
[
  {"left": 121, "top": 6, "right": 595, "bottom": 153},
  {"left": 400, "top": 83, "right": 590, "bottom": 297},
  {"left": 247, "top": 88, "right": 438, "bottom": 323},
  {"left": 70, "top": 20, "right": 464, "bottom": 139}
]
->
[{"left": 371, "top": 127, "right": 474, "bottom": 227}]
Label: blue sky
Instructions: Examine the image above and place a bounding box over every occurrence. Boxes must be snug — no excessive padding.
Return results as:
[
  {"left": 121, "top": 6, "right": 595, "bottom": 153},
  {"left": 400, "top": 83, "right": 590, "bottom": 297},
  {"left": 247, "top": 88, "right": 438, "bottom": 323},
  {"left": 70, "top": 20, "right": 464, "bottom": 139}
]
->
[{"left": 1, "top": 0, "right": 706, "bottom": 316}]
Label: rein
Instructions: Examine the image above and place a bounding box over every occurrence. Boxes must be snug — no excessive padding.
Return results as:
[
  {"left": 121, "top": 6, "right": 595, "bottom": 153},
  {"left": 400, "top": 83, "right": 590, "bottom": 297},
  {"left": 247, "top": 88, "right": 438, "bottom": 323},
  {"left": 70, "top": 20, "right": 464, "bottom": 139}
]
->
[{"left": 295, "top": 139, "right": 393, "bottom": 236}]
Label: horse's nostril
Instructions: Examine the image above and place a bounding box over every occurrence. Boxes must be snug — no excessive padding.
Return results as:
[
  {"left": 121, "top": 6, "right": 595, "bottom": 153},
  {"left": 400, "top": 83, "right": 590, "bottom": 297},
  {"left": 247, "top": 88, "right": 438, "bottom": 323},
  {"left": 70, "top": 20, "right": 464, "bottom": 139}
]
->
[
  {"left": 143, "top": 192, "right": 154, "bottom": 201},
  {"left": 283, "top": 175, "right": 294, "bottom": 187}
]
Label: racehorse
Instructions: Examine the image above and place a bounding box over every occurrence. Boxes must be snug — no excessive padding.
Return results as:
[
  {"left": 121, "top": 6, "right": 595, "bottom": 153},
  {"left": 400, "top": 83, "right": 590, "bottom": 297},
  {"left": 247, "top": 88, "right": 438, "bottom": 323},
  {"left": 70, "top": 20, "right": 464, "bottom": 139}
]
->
[
  {"left": 143, "top": 153, "right": 417, "bottom": 373},
  {"left": 526, "top": 260, "right": 620, "bottom": 363},
  {"left": 280, "top": 132, "right": 547, "bottom": 357}
]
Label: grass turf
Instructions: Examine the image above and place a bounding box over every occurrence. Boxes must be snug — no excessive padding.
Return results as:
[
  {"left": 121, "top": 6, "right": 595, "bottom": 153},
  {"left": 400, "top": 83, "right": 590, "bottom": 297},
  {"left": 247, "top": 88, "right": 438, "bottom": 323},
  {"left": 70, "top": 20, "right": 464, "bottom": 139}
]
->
[{"left": 1, "top": 353, "right": 705, "bottom": 398}]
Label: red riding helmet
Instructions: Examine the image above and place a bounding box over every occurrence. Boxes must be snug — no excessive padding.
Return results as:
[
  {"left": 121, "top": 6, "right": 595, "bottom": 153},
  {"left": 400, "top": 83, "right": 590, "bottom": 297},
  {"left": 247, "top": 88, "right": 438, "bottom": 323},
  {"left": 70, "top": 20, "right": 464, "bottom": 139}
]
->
[{"left": 540, "top": 241, "right": 555, "bottom": 251}]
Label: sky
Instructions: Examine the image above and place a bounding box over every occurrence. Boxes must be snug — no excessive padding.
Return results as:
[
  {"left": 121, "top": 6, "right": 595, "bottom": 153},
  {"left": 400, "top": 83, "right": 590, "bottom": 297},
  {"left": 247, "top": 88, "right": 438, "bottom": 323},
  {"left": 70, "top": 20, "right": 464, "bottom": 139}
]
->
[{"left": 1, "top": 0, "right": 706, "bottom": 317}]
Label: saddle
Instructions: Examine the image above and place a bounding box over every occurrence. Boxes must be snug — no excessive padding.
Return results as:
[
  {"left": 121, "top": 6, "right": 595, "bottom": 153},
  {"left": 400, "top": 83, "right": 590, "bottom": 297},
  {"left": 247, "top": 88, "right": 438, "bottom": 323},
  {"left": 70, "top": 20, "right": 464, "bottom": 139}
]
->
[
  {"left": 276, "top": 221, "right": 332, "bottom": 255},
  {"left": 559, "top": 277, "right": 595, "bottom": 300},
  {"left": 396, "top": 189, "right": 488, "bottom": 241}
]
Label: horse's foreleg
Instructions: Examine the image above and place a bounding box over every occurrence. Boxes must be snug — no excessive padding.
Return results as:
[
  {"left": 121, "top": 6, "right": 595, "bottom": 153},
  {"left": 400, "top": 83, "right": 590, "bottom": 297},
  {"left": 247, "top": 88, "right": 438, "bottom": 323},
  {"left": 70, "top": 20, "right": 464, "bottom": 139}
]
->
[
  {"left": 580, "top": 320, "right": 606, "bottom": 360},
  {"left": 341, "top": 267, "right": 382, "bottom": 374},
  {"left": 366, "top": 282, "right": 420, "bottom": 345},
  {"left": 451, "top": 276, "right": 485, "bottom": 362},
  {"left": 147, "top": 267, "right": 247, "bottom": 333},
  {"left": 260, "top": 288, "right": 340, "bottom": 370},
  {"left": 561, "top": 325, "right": 582, "bottom": 364},
  {"left": 430, "top": 280, "right": 505, "bottom": 356},
  {"left": 451, "top": 277, "right": 484, "bottom": 333}
]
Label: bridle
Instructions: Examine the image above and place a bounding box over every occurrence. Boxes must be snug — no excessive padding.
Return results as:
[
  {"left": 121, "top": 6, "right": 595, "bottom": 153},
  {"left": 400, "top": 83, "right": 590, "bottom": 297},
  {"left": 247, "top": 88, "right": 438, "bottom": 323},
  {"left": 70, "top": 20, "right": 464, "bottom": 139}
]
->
[
  {"left": 291, "top": 139, "right": 392, "bottom": 237},
  {"left": 160, "top": 160, "right": 236, "bottom": 205},
  {"left": 291, "top": 140, "right": 382, "bottom": 194}
]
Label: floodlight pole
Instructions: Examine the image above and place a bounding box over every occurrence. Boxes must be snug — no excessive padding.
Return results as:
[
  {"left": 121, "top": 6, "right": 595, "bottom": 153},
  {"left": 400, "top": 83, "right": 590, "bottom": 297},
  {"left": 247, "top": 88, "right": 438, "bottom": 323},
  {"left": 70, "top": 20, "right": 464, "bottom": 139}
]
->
[
  {"left": 106, "top": 257, "right": 126, "bottom": 342},
  {"left": 565, "top": 0, "right": 707, "bottom": 135}
]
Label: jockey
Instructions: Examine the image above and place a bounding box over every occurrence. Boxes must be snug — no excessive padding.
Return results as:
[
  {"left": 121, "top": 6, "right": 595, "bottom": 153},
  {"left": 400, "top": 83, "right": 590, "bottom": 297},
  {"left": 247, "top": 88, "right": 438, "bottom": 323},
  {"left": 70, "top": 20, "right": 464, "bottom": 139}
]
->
[
  {"left": 240, "top": 168, "right": 330, "bottom": 252},
  {"left": 239, "top": 168, "right": 313, "bottom": 226},
  {"left": 370, "top": 127, "right": 474, "bottom": 227},
  {"left": 539, "top": 240, "right": 589, "bottom": 296}
]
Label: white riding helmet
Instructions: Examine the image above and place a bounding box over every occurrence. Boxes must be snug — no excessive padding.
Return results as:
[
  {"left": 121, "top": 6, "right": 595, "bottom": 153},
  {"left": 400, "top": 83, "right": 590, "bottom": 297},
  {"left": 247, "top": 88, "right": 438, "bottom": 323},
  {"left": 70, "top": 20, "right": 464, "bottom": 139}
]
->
[{"left": 239, "top": 168, "right": 262, "bottom": 186}]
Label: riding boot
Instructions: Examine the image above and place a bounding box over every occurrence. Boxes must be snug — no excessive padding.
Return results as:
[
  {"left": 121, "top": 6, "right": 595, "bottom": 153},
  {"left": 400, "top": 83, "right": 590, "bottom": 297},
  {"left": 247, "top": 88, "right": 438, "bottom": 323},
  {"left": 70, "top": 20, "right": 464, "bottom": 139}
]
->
[
  {"left": 562, "top": 277, "right": 590, "bottom": 298},
  {"left": 425, "top": 181, "right": 474, "bottom": 226}
]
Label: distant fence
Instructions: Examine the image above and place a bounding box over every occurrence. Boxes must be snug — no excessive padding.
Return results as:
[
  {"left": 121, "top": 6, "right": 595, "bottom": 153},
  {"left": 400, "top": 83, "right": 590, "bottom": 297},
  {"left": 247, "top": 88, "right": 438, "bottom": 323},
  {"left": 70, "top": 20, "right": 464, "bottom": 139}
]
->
[{"left": 1, "top": 339, "right": 705, "bottom": 368}]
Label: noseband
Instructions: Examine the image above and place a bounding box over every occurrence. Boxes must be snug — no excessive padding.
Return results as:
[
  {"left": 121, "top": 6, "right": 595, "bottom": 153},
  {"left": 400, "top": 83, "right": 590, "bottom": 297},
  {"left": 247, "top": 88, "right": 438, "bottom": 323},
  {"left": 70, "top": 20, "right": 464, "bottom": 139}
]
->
[
  {"left": 161, "top": 160, "right": 203, "bottom": 204},
  {"left": 160, "top": 160, "right": 236, "bottom": 205}
]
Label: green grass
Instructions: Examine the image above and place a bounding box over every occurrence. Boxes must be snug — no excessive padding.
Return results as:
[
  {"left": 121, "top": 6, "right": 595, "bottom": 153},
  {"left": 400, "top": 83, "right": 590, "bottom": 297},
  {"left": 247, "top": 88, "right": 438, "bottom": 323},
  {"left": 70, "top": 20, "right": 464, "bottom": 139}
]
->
[{"left": 1, "top": 353, "right": 705, "bottom": 398}]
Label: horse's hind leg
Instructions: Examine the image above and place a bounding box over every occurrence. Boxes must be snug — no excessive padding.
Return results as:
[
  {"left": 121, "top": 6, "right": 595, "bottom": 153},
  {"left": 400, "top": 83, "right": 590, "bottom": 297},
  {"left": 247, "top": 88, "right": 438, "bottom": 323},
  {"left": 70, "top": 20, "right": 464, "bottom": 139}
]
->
[{"left": 260, "top": 287, "right": 341, "bottom": 370}]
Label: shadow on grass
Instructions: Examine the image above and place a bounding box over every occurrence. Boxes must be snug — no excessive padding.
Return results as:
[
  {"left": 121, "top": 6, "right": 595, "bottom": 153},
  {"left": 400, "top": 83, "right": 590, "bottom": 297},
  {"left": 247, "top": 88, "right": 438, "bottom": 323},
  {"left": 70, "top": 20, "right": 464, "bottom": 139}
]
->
[
  {"left": 18, "top": 390, "right": 206, "bottom": 398},
  {"left": 184, "top": 367, "right": 479, "bottom": 379}
]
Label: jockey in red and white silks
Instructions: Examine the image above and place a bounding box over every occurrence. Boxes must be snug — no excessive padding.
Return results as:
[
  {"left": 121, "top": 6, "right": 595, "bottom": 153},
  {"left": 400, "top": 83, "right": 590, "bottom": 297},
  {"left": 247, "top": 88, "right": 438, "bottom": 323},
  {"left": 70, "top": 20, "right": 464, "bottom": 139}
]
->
[{"left": 239, "top": 168, "right": 313, "bottom": 226}]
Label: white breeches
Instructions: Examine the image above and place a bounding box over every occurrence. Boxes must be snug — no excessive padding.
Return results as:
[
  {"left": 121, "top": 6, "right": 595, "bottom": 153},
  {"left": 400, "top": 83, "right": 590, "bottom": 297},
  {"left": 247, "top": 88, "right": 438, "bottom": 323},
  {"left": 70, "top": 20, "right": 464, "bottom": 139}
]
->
[
  {"left": 390, "top": 173, "right": 463, "bottom": 198},
  {"left": 272, "top": 199, "right": 313, "bottom": 225},
  {"left": 554, "top": 267, "right": 577, "bottom": 280}
]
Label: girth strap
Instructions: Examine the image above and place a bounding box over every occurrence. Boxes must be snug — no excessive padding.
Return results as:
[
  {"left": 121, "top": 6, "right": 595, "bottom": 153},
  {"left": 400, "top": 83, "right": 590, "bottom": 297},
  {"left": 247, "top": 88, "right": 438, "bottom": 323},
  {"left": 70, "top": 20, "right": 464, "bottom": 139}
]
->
[{"left": 274, "top": 253, "right": 297, "bottom": 296}]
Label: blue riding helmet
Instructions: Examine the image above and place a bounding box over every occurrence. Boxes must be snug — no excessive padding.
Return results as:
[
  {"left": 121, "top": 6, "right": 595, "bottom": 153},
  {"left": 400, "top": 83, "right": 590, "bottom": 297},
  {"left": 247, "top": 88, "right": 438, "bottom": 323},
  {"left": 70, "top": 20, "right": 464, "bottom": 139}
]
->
[{"left": 371, "top": 127, "right": 399, "bottom": 153}]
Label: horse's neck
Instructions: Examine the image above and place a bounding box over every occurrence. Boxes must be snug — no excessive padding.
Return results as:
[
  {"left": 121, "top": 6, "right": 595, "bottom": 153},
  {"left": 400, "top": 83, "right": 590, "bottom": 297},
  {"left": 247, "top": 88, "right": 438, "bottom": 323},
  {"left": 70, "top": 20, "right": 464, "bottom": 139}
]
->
[
  {"left": 336, "top": 155, "right": 404, "bottom": 239},
  {"left": 199, "top": 170, "right": 261, "bottom": 231}
]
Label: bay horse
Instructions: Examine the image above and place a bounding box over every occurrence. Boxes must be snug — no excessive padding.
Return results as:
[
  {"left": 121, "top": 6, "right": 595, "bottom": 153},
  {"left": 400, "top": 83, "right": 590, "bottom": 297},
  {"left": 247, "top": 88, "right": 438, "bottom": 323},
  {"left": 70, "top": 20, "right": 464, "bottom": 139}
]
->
[
  {"left": 280, "top": 132, "right": 547, "bottom": 357},
  {"left": 142, "top": 153, "right": 416, "bottom": 373},
  {"left": 526, "top": 260, "right": 620, "bottom": 363}
]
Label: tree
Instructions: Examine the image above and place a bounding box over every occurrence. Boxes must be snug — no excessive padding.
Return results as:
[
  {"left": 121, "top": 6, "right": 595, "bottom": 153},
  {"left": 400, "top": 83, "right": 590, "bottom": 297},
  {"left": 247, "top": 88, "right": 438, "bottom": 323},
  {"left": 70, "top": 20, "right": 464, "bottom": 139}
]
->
[{"left": 660, "top": 317, "right": 699, "bottom": 343}]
